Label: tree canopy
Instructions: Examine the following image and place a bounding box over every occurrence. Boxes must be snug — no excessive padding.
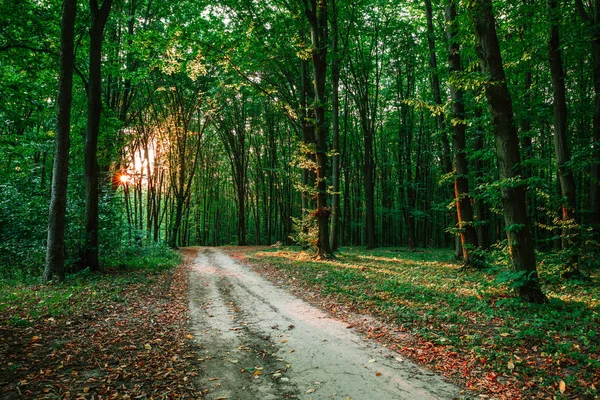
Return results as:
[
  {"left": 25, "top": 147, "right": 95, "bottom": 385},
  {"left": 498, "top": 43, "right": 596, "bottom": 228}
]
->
[{"left": 1, "top": 0, "right": 599, "bottom": 300}]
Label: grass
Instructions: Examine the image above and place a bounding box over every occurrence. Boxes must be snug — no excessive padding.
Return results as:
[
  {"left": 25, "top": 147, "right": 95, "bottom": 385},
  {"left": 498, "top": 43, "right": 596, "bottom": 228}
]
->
[
  {"left": 0, "top": 247, "right": 200, "bottom": 399},
  {"left": 240, "top": 246, "right": 600, "bottom": 399},
  {"left": 0, "top": 244, "right": 182, "bottom": 325}
]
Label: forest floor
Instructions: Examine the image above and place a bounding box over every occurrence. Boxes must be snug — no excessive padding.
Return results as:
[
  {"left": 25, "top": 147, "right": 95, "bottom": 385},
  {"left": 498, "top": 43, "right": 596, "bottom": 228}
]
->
[
  {"left": 230, "top": 246, "right": 600, "bottom": 400},
  {"left": 1, "top": 246, "right": 598, "bottom": 399},
  {"left": 189, "top": 247, "right": 460, "bottom": 400},
  {"left": 0, "top": 249, "right": 203, "bottom": 399}
]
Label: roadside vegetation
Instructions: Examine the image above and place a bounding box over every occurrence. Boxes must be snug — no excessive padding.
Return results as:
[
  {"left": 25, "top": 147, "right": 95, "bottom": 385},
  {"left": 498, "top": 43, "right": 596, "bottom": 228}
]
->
[
  {"left": 0, "top": 247, "right": 204, "bottom": 399},
  {"left": 235, "top": 246, "right": 600, "bottom": 399}
]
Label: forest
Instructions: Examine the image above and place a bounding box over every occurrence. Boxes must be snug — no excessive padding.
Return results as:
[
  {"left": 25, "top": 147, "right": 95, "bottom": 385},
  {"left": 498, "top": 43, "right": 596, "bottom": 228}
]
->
[
  {"left": 1, "top": 0, "right": 600, "bottom": 397},
  {"left": 2, "top": 0, "right": 600, "bottom": 294}
]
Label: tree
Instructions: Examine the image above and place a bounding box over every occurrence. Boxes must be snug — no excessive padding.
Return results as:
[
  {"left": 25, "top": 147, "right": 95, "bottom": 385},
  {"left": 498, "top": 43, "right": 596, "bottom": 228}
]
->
[
  {"left": 43, "top": 0, "right": 77, "bottom": 284},
  {"left": 216, "top": 89, "right": 253, "bottom": 247},
  {"left": 445, "top": 0, "right": 479, "bottom": 266},
  {"left": 467, "top": 0, "right": 546, "bottom": 303},
  {"left": 574, "top": 0, "right": 600, "bottom": 237},
  {"left": 548, "top": 0, "right": 581, "bottom": 277},
  {"left": 346, "top": 1, "right": 389, "bottom": 250},
  {"left": 303, "top": 0, "right": 333, "bottom": 258},
  {"left": 83, "top": 0, "right": 114, "bottom": 272}
]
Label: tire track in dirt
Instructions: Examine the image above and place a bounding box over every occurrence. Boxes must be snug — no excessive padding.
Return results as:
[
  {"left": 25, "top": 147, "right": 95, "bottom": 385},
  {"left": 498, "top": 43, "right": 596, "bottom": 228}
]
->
[{"left": 189, "top": 248, "right": 462, "bottom": 400}]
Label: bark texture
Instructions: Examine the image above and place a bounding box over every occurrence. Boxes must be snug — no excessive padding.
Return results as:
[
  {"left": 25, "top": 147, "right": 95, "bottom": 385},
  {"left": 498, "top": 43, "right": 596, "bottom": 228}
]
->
[
  {"left": 468, "top": 0, "right": 546, "bottom": 303},
  {"left": 446, "top": 0, "right": 479, "bottom": 266},
  {"left": 84, "top": 0, "right": 113, "bottom": 272},
  {"left": 44, "top": 0, "right": 77, "bottom": 283},
  {"left": 548, "top": 0, "right": 580, "bottom": 276},
  {"left": 305, "top": 0, "right": 333, "bottom": 258}
]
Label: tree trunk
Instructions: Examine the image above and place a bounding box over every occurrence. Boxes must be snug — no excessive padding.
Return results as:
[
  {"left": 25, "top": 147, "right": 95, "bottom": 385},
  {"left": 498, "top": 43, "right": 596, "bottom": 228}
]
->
[
  {"left": 305, "top": 0, "right": 333, "bottom": 258},
  {"left": 363, "top": 124, "right": 376, "bottom": 249},
  {"left": 472, "top": 109, "right": 490, "bottom": 250},
  {"left": 574, "top": 0, "right": 600, "bottom": 238},
  {"left": 548, "top": 0, "right": 581, "bottom": 277},
  {"left": 329, "top": 0, "right": 341, "bottom": 251},
  {"left": 84, "top": 0, "right": 113, "bottom": 272},
  {"left": 446, "top": 0, "right": 479, "bottom": 266},
  {"left": 44, "top": 0, "right": 77, "bottom": 284},
  {"left": 468, "top": 0, "right": 546, "bottom": 303},
  {"left": 425, "top": 0, "right": 452, "bottom": 174},
  {"left": 237, "top": 174, "right": 247, "bottom": 245}
]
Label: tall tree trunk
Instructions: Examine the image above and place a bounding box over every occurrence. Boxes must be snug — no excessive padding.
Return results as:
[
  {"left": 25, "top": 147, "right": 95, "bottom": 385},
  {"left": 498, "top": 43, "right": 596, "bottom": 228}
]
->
[
  {"left": 299, "top": 51, "right": 316, "bottom": 232},
  {"left": 425, "top": 0, "right": 452, "bottom": 174},
  {"left": 44, "top": 0, "right": 77, "bottom": 284},
  {"left": 329, "top": 0, "right": 341, "bottom": 251},
  {"left": 84, "top": 0, "right": 113, "bottom": 272},
  {"left": 473, "top": 108, "right": 490, "bottom": 250},
  {"left": 574, "top": 0, "right": 600, "bottom": 238},
  {"left": 237, "top": 172, "right": 247, "bottom": 245},
  {"left": 305, "top": 0, "right": 333, "bottom": 258},
  {"left": 363, "top": 122, "right": 376, "bottom": 249},
  {"left": 446, "top": 0, "right": 479, "bottom": 266},
  {"left": 468, "top": 0, "right": 546, "bottom": 303},
  {"left": 549, "top": 0, "right": 581, "bottom": 277},
  {"left": 426, "top": 0, "right": 459, "bottom": 255}
]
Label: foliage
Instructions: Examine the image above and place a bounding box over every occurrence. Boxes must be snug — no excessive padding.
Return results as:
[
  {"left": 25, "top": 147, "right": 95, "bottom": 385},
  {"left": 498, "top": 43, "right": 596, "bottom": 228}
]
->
[
  {"left": 289, "top": 214, "right": 318, "bottom": 252},
  {"left": 241, "top": 247, "right": 600, "bottom": 398}
]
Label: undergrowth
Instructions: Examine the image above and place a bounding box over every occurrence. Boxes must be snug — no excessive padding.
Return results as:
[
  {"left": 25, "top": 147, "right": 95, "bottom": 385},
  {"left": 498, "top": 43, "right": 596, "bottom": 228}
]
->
[
  {"left": 0, "top": 244, "right": 181, "bottom": 325},
  {"left": 242, "top": 246, "right": 600, "bottom": 399}
]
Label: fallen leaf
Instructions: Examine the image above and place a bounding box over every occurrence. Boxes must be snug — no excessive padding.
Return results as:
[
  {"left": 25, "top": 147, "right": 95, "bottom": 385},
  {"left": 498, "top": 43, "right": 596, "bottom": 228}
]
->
[
  {"left": 559, "top": 380, "right": 566, "bottom": 394},
  {"left": 208, "top": 377, "right": 219, "bottom": 381},
  {"left": 253, "top": 370, "right": 262, "bottom": 376},
  {"left": 376, "top": 371, "right": 382, "bottom": 377},
  {"left": 368, "top": 359, "right": 376, "bottom": 363},
  {"left": 144, "top": 343, "right": 152, "bottom": 350},
  {"left": 507, "top": 360, "right": 514, "bottom": 370},
  {"left": 306, "top": 388, "right": 316, "bottom": 393}
]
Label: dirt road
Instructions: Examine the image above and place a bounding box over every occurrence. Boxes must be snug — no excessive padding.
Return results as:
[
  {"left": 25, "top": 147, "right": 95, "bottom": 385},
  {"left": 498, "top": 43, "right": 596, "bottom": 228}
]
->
[{"left": 189, "top": 248, "right": 461, "bottom": 400}]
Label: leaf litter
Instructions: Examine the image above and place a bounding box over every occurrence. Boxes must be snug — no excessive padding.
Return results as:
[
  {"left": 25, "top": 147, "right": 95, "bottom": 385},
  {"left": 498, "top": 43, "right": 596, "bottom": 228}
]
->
[{"left": 0, "top": 249, "right": 203, "bottom": 399}]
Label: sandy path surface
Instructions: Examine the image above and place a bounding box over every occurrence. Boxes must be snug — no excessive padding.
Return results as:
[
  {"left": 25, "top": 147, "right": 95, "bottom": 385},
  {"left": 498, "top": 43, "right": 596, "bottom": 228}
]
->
[{"left": 189, "top": 247, "right": 461, "bottom": 400}]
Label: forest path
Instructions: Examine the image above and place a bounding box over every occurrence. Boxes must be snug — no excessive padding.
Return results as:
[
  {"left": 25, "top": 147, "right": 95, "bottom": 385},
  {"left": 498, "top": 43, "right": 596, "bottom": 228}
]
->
[{"left": 188, "top": 247, "right": 461, "bottom": 400}]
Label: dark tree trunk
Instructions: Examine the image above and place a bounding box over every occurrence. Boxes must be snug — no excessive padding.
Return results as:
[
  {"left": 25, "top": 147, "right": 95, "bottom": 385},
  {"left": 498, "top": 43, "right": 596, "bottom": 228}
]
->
[
  {"left": 446, "top": 0, "right": 479, "bottom": 266},
  {"left": 237, "top": 175, "right": 247, "bottom": 246},
  {"left": 468, "top": 0, "right": 546, "bottom": 303},
  {"left": 574, "top": 0, "right": 600, "bottom": 237},
  {"left": 363, "top": 123, "right": 376, "bottom": 249},
  {"left": 472, "top": 110, "right": 490, "bottom": 250},
  {"left": 548, "top": 0, "right": 581, "bottom": 277},
  {"left": 305, "top": 0, "right": 333, "bottom": 258},
  {"left": 84, "top": 0, "right": 113, "bottom": 272},
  {"left": 169, "top": 196, "right": 185, "bottom": 248},
  {"left": 425, "top": 0, "right": 452, "bottom": 174},
  {"left": 330, "top": 0, "right": 341, "bottom": 251},
  {"left": 44, "top": 0, "right": 77, "bottom": 284},
  {"left": 425, "top": 0, "right": 458, "bottom": 255},
  {"left": 300, "top": 54, "right": 316, "bottom": 220}
]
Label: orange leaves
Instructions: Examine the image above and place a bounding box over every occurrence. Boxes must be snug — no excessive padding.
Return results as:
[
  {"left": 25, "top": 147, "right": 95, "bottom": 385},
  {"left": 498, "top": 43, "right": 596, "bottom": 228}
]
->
[{"left": 1, "top": 254, "right": 202, "bottom": 399}]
